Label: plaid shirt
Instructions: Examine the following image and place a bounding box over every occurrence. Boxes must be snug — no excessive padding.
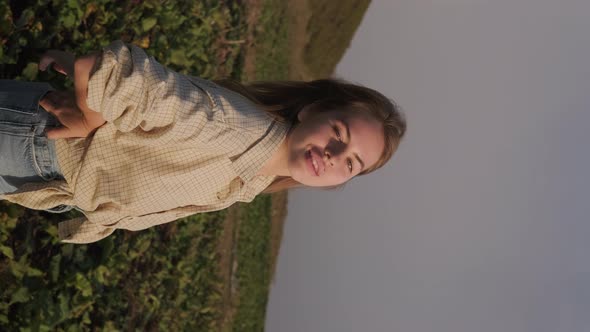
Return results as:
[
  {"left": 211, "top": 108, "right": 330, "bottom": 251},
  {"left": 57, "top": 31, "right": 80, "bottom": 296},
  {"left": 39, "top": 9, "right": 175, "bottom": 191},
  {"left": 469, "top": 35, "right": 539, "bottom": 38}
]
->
[{"left": 2, "top": 41, "right": 288, "bottom": 244}]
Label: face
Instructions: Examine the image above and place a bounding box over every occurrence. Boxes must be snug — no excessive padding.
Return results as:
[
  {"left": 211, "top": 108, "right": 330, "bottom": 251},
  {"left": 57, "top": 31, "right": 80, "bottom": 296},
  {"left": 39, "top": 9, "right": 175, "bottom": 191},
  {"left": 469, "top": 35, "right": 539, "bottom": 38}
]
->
[{"left": 285, "top": 106, "right": 385, "bottom": 187}]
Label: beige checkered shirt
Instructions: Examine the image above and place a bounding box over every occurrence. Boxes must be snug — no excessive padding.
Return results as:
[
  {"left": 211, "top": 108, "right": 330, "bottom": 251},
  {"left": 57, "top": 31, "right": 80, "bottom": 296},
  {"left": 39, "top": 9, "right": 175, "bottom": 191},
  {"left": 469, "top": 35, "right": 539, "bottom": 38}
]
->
[{"left": 1, "top": 41, "right": 288, "bottom": 244}]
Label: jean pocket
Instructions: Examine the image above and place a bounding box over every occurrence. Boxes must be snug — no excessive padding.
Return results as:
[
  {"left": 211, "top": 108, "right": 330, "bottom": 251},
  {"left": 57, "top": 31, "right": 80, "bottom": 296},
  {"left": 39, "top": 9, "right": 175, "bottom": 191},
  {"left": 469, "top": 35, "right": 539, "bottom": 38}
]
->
[
  {"left": 31, "top": 134, "right": 64, "bottom": 181},
  {"left": 0, "top": 80, "right": 54, "bottom": 117}
]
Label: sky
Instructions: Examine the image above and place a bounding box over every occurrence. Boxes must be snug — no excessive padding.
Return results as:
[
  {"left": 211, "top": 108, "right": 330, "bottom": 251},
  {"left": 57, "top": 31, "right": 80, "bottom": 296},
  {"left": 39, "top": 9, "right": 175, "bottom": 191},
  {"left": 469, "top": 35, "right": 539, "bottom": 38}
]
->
[{"left": 266, "top": 1, "right": 590, "bottom": 331}]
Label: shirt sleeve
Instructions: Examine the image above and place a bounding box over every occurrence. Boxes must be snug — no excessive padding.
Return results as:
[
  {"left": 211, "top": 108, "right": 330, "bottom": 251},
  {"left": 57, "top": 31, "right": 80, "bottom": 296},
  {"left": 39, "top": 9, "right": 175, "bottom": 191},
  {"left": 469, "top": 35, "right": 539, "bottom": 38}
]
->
[
  {"left": 85, "top": 40, "right": 225, "bottom": 146},
  {"left": 58, "top": 217, "right": 116, "bottom": 244},
  {"left": 57, "top": 205, "right": 225, "bottom": 244},
  {"left": 86, "top": 40, "right": 167, "bottom": 132}
]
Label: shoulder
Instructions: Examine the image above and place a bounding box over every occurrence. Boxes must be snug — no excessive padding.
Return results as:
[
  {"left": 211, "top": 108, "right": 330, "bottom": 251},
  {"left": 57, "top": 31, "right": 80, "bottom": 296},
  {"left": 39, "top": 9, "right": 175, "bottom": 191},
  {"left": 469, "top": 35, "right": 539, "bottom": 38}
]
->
[{"left": 188, "top": 77, "right": 275, "bottom": 135}]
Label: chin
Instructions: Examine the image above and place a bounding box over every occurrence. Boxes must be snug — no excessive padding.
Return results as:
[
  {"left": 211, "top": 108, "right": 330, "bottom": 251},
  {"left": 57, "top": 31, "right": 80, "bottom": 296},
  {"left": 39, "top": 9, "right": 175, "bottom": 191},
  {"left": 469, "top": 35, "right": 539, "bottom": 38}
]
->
[{"left": 291, "top": 175, "right": 319, "bottom": 187}]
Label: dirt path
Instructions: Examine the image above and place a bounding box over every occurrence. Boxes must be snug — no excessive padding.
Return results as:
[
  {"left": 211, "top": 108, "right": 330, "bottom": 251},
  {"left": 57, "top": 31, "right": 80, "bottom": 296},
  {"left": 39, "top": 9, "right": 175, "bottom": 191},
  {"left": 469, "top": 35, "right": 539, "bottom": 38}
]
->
[
  {"left": 287, "top": 0, "right": 315, "bottom": 81},
  {"left": 215, "top": 2, "right": 262, "bottom": 330},
  {"left": 215, "top": 0, "right": 306, "bottom": 328},
  {"left": 242, "top": 0, "right": 263, "bottom": 81},
  {"left": 216, "top": 204, "right": 240, "bottom": 331}
]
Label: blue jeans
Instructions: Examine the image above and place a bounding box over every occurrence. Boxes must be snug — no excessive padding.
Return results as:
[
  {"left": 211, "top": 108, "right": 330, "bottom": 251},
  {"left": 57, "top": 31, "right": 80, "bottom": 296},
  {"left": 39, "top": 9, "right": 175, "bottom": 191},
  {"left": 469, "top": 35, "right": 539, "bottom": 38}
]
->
[{"left": 0, "top": 80, "right": 74, "bottom": 213}]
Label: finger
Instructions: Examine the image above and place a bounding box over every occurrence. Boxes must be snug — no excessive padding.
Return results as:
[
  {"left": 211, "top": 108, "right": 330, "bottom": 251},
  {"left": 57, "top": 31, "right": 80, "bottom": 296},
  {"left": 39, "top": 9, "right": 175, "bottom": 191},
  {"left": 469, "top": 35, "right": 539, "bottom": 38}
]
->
[
  {"left": 53, "top": 63, "right": 68, "bottom": 76},
  {"left": 39, "top": 92, "right": 61, "bottom": 112},
  {"left": 39, "top": 97, "right": 55, "bottom": 114},
  {"left": 39, "top": 54, "right": 55, "bottom": 71}
]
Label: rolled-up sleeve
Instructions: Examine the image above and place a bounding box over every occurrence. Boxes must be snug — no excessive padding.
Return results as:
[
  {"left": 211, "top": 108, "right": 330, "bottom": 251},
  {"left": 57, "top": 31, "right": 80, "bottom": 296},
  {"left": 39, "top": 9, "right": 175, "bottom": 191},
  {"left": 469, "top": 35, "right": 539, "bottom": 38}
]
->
[
  {"left": 85, "top": 40, "right": 231, "bottom": 149},
  {"left": 86, "top": 40, "right": 169, "bottom": 133},
  {"left": 86, "top": 41, "right": 167, "bottom": 132}
]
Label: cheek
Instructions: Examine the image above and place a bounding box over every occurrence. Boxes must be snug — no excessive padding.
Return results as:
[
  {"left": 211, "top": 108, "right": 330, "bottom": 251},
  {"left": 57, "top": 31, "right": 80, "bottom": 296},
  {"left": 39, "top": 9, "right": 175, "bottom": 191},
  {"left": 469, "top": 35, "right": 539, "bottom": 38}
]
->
[
  {"left": 322, "top": 167, "right": 351, "bottom": 183},
  {"left": 294, "top": 121, "right": 330, "bottom": 140}
]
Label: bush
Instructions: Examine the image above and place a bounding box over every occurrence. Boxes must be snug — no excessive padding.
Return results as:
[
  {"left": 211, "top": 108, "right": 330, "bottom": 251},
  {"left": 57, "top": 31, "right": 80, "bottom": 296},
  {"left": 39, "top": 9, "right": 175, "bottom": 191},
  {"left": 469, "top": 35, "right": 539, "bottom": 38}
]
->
[{"left": 0, "top": 1, "right": 249, "bottom": 330}]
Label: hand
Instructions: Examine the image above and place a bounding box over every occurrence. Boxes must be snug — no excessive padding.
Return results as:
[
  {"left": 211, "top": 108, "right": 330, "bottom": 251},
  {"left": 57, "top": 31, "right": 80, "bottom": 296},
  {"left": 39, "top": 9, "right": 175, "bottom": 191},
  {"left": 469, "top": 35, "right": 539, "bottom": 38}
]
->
[
  {"left": 39, "top": 90, "right": 106, "bottom": 139},
  {"left": 39, "top": 50, "right": 75, "bottom": 77}
]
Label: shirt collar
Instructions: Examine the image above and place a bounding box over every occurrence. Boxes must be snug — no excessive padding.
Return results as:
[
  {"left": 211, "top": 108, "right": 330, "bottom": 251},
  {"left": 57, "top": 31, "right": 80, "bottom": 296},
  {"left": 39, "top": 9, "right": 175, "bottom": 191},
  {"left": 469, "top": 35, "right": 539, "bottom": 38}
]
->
[{"left": 230, "top": 120, "right": 289, "bottom": 182}]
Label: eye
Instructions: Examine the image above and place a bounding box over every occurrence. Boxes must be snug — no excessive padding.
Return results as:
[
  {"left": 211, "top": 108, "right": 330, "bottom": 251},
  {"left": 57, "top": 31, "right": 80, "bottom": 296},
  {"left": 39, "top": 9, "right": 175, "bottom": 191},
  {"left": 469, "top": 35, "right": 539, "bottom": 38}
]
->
[
  {"left": 334, "top": 126, "right": 343, "bottom": 141},
  {"left": 334, "top": 125, "right": 352, "bottom": 173}
]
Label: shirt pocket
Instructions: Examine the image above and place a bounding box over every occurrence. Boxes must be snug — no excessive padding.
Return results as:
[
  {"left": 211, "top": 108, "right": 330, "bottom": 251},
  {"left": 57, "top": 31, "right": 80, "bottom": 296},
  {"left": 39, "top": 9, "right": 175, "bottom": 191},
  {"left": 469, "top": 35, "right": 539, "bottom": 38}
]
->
[{"left": 215, "top": 177, "right": 245, "bottom": 201}]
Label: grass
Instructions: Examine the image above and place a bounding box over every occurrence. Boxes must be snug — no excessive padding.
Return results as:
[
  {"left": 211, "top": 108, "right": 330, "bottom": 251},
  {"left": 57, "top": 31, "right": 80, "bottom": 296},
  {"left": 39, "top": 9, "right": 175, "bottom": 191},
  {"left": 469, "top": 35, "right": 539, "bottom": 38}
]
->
[
  {"left": 231, "top": 199, "right": 273, "bottom": 332},
  {"left": 252, "top": 0, "right": 291, "bottom": 81},
  {"left": 304, "top": 0, "right": 371, "bottom": 78}
]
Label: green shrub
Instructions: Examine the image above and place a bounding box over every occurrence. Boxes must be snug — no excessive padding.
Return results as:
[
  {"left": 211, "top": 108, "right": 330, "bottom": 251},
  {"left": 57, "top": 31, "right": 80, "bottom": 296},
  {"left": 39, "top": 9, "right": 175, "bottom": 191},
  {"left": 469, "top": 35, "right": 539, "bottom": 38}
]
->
[
  {"left": 0, "top": 0, "right": 247, "bottom": 85},
  {"left": 0, "top": 1, "right": 249, "bottom": 330},
  {"left": 0, "top": 200, "right": 226, "bottom": 331}
]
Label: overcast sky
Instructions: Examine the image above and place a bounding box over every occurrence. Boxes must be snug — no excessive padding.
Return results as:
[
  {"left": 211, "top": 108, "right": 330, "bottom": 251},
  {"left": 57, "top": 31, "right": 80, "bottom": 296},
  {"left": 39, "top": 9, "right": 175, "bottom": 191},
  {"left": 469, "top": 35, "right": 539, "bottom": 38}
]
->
[{"left": 266, "top": 1, "right": 590, "bottom": 331}]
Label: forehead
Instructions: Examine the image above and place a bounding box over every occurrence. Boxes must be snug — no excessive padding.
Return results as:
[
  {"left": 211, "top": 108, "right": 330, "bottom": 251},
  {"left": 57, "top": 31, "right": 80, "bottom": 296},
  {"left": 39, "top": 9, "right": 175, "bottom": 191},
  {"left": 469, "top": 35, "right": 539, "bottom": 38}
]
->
[{"left": 337, "top": 111, "right": 385, "bottom": 169}]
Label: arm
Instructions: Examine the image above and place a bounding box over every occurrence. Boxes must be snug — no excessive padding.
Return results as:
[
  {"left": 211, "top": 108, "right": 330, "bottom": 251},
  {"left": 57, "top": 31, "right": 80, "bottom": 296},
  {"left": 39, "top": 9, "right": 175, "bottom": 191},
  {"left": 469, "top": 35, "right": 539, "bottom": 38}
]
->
[
  {"left": 44, "top": 41, "right": 223, "bottom": 145},
  {"left": 74, "top": 52, "right": 106, "bottom": 127},
  {"left": 74, "top": 53, "right": 101, "bottom": 111},
  {"left": 39, "top": 50, "right": 106, "bottom": 139}
]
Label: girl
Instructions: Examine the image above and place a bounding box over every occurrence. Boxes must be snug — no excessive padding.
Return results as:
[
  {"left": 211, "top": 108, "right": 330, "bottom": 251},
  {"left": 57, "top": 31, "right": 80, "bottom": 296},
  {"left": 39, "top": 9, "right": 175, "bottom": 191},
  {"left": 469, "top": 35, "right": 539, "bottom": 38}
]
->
[{"left": 0, "top": 40, "right": 406, "bottom": 244}]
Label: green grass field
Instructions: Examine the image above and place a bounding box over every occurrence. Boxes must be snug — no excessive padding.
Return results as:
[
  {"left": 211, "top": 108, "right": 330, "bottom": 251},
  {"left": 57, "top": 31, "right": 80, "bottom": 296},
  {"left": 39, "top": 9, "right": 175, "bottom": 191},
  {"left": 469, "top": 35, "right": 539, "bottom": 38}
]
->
[
  {"left": 0, "top": 0, "right": 369, "bottom": 330},
  {"left": 304, "top": 0, "right": 371, "bottom": 78}
]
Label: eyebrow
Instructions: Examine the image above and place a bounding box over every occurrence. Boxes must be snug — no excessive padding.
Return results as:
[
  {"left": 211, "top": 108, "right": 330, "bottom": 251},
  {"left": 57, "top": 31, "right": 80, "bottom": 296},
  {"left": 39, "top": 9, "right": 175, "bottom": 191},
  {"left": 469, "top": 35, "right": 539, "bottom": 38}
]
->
[{"left": 342, "top": 119, "right": 365, "bottom": 171}]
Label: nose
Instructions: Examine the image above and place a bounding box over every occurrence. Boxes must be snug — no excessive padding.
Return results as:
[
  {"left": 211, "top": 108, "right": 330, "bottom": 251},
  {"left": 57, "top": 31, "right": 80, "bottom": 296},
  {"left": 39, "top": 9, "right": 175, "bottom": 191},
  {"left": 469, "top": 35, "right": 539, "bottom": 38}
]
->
[
  {"left": 324, "top": 150, "right": 332, "bottom": 166},
  {"left": 324, "top": 139, "right": 348, "bottom": 168},
  {"left": 323, "top": 147, "right": 344, "bottom": 168}
]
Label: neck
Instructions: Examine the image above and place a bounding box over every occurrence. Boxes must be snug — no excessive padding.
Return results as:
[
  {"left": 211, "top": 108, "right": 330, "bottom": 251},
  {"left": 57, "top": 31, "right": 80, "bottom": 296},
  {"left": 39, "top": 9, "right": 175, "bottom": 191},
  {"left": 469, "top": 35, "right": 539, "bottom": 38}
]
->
[{"left": 257, "top": 137, "right": 290, "bottom": 177}]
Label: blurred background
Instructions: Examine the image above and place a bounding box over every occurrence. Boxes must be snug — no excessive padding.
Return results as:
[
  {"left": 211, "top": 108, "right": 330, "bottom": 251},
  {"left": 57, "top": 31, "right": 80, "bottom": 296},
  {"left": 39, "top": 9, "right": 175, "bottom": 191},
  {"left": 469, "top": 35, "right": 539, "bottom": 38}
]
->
[{"left": 267, "top": 0, "right": 590, "bottom": 331}]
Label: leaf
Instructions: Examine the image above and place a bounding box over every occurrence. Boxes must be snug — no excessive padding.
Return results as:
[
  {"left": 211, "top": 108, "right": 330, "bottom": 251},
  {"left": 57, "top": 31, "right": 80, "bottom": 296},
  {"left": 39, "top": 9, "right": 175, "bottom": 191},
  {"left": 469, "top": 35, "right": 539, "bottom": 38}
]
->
[
  {"left": 22, "top": 61, "right": 40, "bottom": 80},
  {"left": 8, "top": 260, "right": 27, "bottom": 279},
  {"left": 0, "top": 245, "right": 14, "bottom": 259},
  {"left": 67, "top": 0, "right": 81, "bottom": 10},
  {"left": 10, "top": 287, "right": 30, "bottom": 304},
  {"left": 40, "top": 325, "right": 52, "bottom": 332},
  {"left": 49, "top": 254, "right": 61, "bottom": 282},
  {"left": 83, "top": 3, "right": 98, "bottom": 20},
  {"left": 61, "top": 12, "right": 77, "bottom": 29},
  {"left": 170, "top": 49, "right": 189, "bottom": 66},
  {"left": 31, "top": 21, "right": 43, "bottom": 33},
  {"left": 15, "top": 8, "right": 34, "bottom": 29},
  {"left": 58, "top": 293, "right": 69, "bottom": 318},
  {"left": 61, "top": 243, "right": 73, "bottom": 259},
  {"left": 136, "top": 237, "right": 151, "bottom": 256},
  {"left": 45, "top": 225, "right": 59, "bottom": 238},
  {"left": 94, "top": 265, "right": 109, "bottom": 285},
  {"left": 74, "top": 273, "right": 92, "bottom": 297},
  {"left": 100, "top": 237, "right": 114, "bottom": 263},
  {"left": 26, "top": 266, "right": 44, "bottom": 277},
  {"left": 142, "top": 17, "right": 157, "bottom": 32},
  {"left": 135, "top": 35, "right": 150, "bottom": 49},
  {"left": 6, "top": 204, "right": 23, "bottom": 218}
]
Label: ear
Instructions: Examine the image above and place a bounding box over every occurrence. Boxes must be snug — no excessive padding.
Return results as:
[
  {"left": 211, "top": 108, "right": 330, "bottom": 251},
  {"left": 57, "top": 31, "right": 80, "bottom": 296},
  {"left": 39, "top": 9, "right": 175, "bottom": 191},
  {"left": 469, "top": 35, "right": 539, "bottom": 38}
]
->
[{"left": 297, "top": 104, "right": 313, "bottom": 122}]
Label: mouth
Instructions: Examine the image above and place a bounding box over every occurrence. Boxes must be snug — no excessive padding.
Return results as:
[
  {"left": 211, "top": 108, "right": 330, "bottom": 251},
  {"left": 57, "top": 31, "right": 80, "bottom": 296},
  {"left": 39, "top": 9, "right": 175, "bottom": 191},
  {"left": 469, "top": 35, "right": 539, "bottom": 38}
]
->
[{"left": 306, "top": 149, "right": 323, "bottom": 176}]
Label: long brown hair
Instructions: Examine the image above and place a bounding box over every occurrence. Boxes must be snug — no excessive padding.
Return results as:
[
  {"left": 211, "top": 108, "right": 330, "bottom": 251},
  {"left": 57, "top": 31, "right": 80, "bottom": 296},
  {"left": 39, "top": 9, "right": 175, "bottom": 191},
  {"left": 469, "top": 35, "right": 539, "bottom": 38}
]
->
[{"left": 215, "top": 79, "right": 407, "bottom": 193}]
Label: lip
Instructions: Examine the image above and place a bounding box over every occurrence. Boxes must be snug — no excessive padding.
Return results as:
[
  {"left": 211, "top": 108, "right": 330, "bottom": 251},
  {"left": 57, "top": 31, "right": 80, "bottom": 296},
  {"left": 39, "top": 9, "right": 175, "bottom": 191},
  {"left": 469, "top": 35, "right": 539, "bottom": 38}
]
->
[{"left": 306, "top": 149, "right": 324, "bottom": 176}]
